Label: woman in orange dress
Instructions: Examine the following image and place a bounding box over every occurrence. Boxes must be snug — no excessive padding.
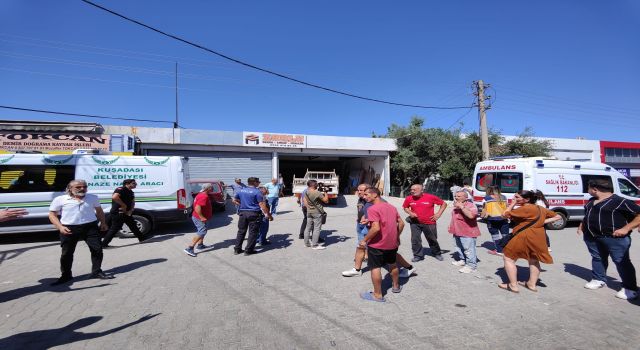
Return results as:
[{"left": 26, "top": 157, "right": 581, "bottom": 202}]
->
[{"left": 498, "top": 190, "right": 561, "bottom": 293}]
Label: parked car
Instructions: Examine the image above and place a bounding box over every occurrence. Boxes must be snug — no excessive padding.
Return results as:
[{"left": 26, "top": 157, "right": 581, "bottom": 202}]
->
[{"left": 186, "top": 179, "right": 227, "bottom": 212}]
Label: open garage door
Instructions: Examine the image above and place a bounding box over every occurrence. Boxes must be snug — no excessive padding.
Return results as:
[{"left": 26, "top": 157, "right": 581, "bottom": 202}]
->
[{"left": 278, "top": 155, "right": 386, "bottom": 196}]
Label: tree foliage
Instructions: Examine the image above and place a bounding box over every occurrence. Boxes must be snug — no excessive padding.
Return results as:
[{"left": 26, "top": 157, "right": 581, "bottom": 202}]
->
[{"left": 379, "top": 117, "right": 553, "bottom": 192}]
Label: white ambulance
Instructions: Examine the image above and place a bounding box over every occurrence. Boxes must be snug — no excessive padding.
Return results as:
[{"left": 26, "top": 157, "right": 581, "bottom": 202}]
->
[
  {"left": 0, "top": 153, "right": 192, "bottom": 235},
  {"left": 472, "top": 156, "right": 640, "bottom": 229}
]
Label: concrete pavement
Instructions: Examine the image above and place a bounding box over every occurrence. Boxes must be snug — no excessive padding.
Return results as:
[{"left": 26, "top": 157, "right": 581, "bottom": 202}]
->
[{"left": 1, "top": 195, "right": 639, "bottom": 349}]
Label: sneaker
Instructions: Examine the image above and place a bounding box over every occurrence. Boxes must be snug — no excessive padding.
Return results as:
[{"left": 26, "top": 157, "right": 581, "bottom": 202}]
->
[
  {"left": 243, "top": 250, "right": 256, "bottom": 256},
  {"left": 451, "top": 260, "right": 466, "bottom": 267},
  {"left": 411, "top": 256, "right": 424, "bottom": 263},
  {"left": 298, "top": 234, "right": 304, "bottom": 239},
  {"left": 233, "top": 249, "right": 244, "bottom": 255},
  {"left": 487, "top": 250, "right": 498, "bottom": 255},
  {"left": 50, "top": 275, "right": 73, "bottom": 286},
  {"left": 305, "top": 243, "right": 311, "bottom": 247},
  {"left": 459, "top": 266, "right": 476, "bottom": 274},
  {"left": 584, "top": 279, "right": 606, "bottom": 290},
  {"left": 195, "top": 244, "right": 209, "bottom": 251},
  {"left": 342, "top": 268, "right": 362, "bottom": 277},
  {"left": 312, "top": 245, "right": 326, "bottom": 250},
  {"left": 497, "top": 252, "right": 504, "bottom": 256},
  {"left": 434, "top": 254, "right": 444, "bottom": 261},
  {"left": 399, "top": 266, "right": 417, "bottom": 278},
  {"left": 615, "top": 288, "right": 639, "bottom": 300},
  {"left": 184, "top": 247, "right": 197, "bottom": 257}
]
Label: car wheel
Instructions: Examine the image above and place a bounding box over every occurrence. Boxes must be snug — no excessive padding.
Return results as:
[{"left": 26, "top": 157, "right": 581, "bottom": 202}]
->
[
  {"left": 545, "top": 211, "right": 567, "bottom": 230},
  {"left": 116, "top": 215, "right": 152, "bottom": 238}
]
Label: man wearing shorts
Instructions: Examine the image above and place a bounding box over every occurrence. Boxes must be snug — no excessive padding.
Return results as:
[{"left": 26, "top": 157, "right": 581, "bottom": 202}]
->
[
  {"left": 184, "top": 183, "right": 214, "bottom": 257},
  {"left": 359, "top": 187, "right": 405, "bottom": 302}
]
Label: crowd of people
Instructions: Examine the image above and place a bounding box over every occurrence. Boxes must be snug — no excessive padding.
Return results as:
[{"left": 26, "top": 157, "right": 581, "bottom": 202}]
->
[{"left": 5, "top": 175, "right": 636, "bottom": 302}]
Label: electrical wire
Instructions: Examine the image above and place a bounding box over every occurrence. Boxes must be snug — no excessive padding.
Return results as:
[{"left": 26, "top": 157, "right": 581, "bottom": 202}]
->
[
  {"left": 80, "top": 0, "right": 472, "bottom": 110},
  {"left": 0, "top": 105, "right": 174, "bottom": 124}
]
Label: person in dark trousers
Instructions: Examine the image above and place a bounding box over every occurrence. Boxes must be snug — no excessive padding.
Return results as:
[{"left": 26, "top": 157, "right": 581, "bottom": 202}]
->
[
  {"left": 297, "top": 187, "right": 308, "bottom": 239},
  {"left": 578, "top": 179, "right": 640, "bottom": 300},
  {"left": 233, "top": 177, "right": 272, "bottom": 255},
  {"left": 48, "top": 179, "right": 114, "bottom": 285},
  {"left": 101, "top": 179, "right": 146, "bottom": 247},
  {"left": 403, "top": 184, "right": 447, "bottom": 262}
]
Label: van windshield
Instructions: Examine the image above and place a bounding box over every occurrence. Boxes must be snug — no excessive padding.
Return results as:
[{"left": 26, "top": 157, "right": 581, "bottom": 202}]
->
[{"left": 475, "top": 172, "right": 523, "bottom": 193}]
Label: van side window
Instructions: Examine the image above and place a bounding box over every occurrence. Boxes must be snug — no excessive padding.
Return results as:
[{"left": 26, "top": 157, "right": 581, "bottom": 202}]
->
[
  {"left": 580, "top": 175, "right": 612, "bottom": 193},
  {"left": 0, "top": 165, "right": 75, "bottom": 193},
  {"left": 475, "top": 172, "right": 522, "bottom": 193},
  {"left": 618, "top": 178, "right": 640, "bottom": 198}
]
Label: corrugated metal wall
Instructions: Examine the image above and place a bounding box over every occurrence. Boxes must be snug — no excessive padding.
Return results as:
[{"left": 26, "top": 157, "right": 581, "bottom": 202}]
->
[{"left": 145, "top": 149, "right": 272, "bottom": 195}]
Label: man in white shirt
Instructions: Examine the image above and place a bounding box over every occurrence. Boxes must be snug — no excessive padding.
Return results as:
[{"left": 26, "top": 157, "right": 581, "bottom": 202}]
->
[{"left": 48, "top": 179, "right": 114, "bottom": 285}]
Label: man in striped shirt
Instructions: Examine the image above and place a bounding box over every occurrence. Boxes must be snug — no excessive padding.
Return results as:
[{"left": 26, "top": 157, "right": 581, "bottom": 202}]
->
[{"left": 578, "top": 179, "right": 640, "bottom": 300}]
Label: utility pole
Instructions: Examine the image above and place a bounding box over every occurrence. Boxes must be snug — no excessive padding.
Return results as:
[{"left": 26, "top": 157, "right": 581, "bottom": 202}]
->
[
  {"left": 174, "top": 62, "right": 179, "bottom": 129},
  {"left": 475, "top": 80, "right": 490, "bottom": 160}
]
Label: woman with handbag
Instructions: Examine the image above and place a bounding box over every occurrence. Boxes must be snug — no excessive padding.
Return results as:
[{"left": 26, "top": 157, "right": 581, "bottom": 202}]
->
[{"left": 498, "top": 190, "right": 562, "bottom": 293}]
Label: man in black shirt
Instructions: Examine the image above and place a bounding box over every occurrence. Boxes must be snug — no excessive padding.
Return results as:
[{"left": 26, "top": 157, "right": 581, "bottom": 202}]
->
[
  {"left": 102, "top": 179, "right": 146, "bottom": 247},
  {"left": 578, "top": 179, "right": 640, "bottom": 300}
]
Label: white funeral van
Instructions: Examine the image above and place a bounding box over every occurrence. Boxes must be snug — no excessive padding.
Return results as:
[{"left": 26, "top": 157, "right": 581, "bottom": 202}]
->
[
  {"left": 0, "top": 153, "right": 192, "bottom": 235},
  {"left": 472, "top": 156, "right": 640, "bottom": 230}
]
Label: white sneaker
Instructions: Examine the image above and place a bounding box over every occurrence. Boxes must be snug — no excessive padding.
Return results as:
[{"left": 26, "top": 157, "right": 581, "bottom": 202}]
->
[
  {"left": 399, "top": 266, "right": 417, "bottom": 278},
  {"left": 312, "top": 245, "right": 326, "bottom": 250},
  {"left": 615, "top": 288, "right": 639, "bottom": 300},
  {"left": 451, "top": 260, "right": 465, "bottom": 267},
  {"left": 584, "top": 279, "right": 606, "bottom": 290},
  {"left": 342, "top": 268, "right": 362, "bottom": 277},
  {"left": 458, "top": 266, "right": 476, "bottom": 274}
]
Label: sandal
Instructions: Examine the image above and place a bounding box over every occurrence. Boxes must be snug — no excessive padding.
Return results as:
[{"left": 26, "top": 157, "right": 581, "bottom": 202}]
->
[
  {"left": 498, "top": 283, "right": 520, "bottom": 293},
  {"left": 360, "top": 291, "right": 386, "bottom": 302},
  {"left": 517, "top": 281, "right": 538, "bottom": 292}
]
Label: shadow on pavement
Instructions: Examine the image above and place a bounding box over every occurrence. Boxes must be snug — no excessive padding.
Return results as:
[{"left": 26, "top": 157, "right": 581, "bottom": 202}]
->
[
  {"left": 0, "top": 278, "right": 111, "bottom": 303},
  {"left": 0, "top": 313, "right": 160, "bottom": 349},
  {"left": 0, "top": 242, "right": 59, "bottom": 265},
  {"left": 258, "top": 233, "right": 292, "bottom": 252},
  {"left": 105, "top": 258, "right": 168, "bottom": 274},
  {"left": 563, "top": 262, "right": 620, "bottom": 288}
]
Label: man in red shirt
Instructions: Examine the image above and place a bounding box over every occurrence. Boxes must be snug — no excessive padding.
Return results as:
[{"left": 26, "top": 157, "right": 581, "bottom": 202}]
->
[
  {"left": 403, "top": 184, "right": 448, "bottom": 262},
  {"left": 184, "top": 183, "right": 214, "bottom": 257},
  {"left": 359, "top": 187, "right": 405, "bottom": 302}
]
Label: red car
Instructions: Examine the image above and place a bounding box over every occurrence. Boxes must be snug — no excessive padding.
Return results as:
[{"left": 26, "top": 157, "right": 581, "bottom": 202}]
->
[{"left": 186, "top": 179, "right": 227, "bottom": 212}]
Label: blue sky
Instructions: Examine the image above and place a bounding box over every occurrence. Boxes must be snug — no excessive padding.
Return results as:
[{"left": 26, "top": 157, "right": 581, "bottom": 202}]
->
[{"left": 0, "top": 0, "right": 638, "bottom": 141}]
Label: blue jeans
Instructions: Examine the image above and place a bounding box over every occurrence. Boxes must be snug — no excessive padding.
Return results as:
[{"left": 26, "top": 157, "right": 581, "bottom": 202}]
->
[
  {"left": 257, "top": 217, "right": 269, "bottom": 244},
  {"left": 583, "top": 234, "right": 638, "bottom": 290},
  {"left": 486, "top": 219, "right": 509, "bottom": 253},
  {"left": 356, "top": 223, "right": 368, "bottom": 247},
  {"left": 267, "top": 197, "right": 279, "bottom": 215},
  {"left": 454, "top": 236, "right": 477, "bottom": 269},
  {"left": 192, "top": 216, "right": 210, "bottom": 237}
]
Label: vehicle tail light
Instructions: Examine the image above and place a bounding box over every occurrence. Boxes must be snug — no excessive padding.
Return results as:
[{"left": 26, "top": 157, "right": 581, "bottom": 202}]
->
[{"left": 177, "top": 189, "right": 188, "bottom": 209}]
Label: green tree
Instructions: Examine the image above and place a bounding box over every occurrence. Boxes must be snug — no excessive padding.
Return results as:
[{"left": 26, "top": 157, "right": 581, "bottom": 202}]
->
[{"left": 380, "top": 118, "right": 552, "bottom": 195}]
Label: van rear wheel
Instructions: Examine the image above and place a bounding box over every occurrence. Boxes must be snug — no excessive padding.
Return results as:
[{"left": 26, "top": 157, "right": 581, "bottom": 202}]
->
[
  {"left": 116, "top": 215, "right": 152, "bottom": 238},
  {"left": 546, "top": 211, "right": 567, "bottom": 230}
]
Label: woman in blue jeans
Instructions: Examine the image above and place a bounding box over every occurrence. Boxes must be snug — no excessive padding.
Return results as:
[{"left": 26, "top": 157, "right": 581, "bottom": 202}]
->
[{"left": 481, "top": 186, "right": 509, "bottom": 255}]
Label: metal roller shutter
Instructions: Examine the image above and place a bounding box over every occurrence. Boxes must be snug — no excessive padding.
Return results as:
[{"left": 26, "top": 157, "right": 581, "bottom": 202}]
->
[{"left": 146, "top": 150, "right": 272, "bottom": 193}]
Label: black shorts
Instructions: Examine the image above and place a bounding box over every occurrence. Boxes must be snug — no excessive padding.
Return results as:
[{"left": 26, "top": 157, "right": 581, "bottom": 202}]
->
[{"left": 367, "top": 247, "right": 398, "bottom": 269}]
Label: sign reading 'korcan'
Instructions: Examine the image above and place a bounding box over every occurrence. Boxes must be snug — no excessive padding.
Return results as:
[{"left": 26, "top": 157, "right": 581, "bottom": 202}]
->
[
  {"left": 242, "top": 132, "right": 306, "bottom": 148},
  {"left": 0, "top": 133, "right": 110, "bottom": 152}
]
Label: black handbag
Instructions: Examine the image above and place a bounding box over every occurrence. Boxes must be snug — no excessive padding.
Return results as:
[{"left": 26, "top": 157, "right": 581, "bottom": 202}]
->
[
  {"left": 499, "top": 207, "right": 541, "bottom": 248},
  {"left": 305, "top": 191, "right": 327, "bottom": 224}
]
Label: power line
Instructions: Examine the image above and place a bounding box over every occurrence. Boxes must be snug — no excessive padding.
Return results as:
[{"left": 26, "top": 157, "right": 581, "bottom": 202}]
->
[
  {"left": 0, "top": 105, "right": 174, "bottom": 124},
  {"left": 80, "top": 0, "right": 471, "bottom": 110}
]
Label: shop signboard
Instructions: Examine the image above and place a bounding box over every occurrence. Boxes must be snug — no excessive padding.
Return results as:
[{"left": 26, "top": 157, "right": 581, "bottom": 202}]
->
[{"left": 242, "top": 132, "right": 306, "bottom": 148}]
